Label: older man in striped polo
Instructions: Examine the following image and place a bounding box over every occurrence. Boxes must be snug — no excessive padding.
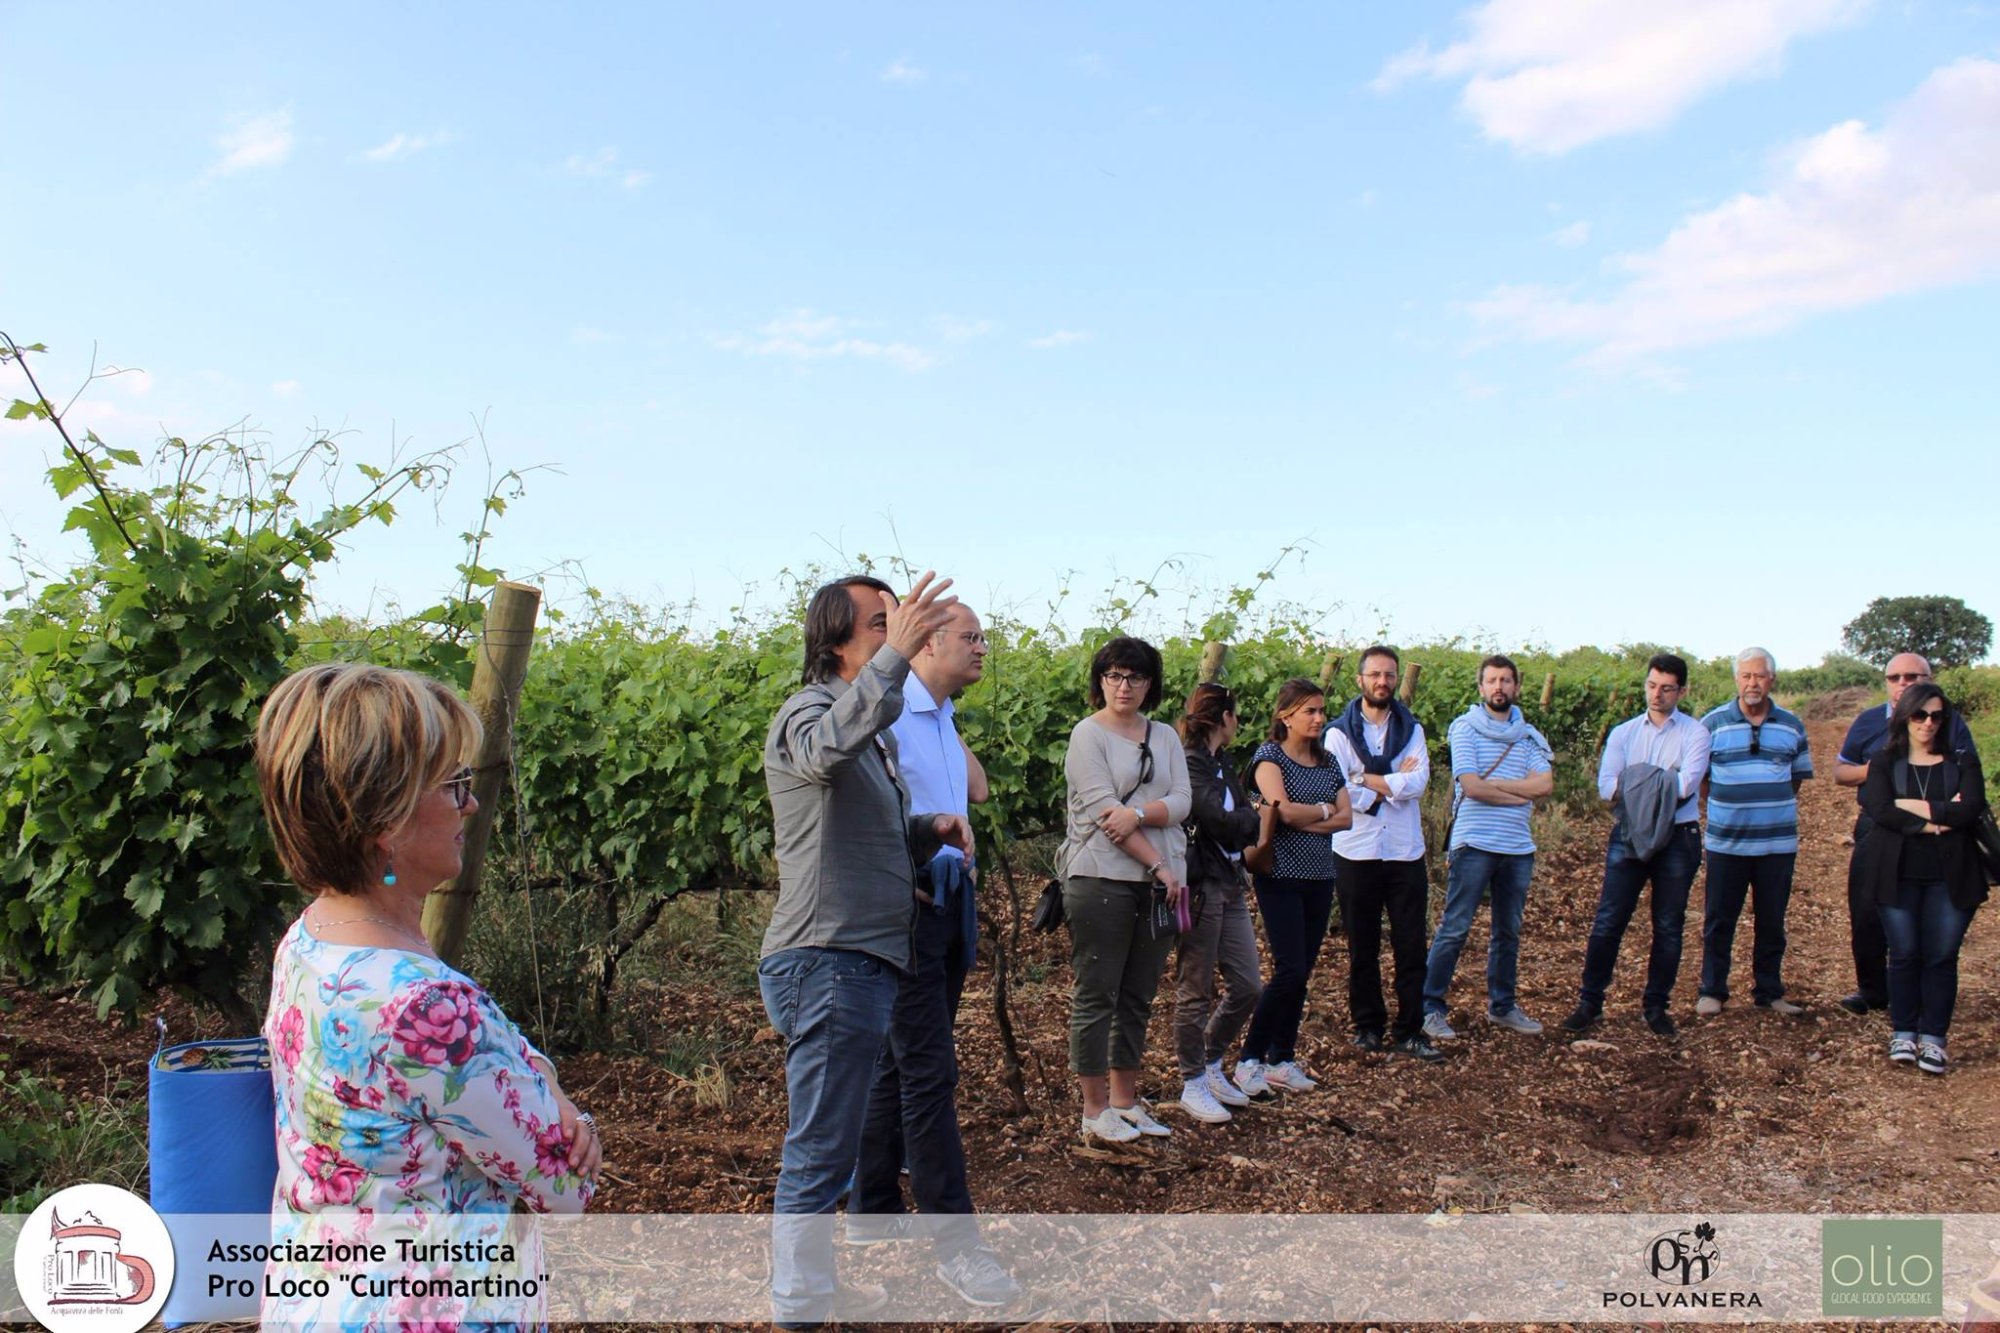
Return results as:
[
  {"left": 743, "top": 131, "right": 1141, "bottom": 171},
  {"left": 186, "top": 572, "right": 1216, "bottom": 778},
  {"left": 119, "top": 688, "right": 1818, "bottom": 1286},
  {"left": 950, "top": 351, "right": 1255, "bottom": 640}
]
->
[{"left": 1694, "top": 648, "right": 1814, "bottom": 1018}]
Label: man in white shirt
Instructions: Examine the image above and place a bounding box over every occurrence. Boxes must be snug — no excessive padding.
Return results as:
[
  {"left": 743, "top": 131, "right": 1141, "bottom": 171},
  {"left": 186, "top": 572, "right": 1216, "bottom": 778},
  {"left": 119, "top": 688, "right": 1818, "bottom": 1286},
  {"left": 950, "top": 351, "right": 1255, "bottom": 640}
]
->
[
  {"left": 849, "top": 603, "right": 1018, "bottom": 1308},
  {"left": 1561, "top": 652, "right": 1713, "bottom": 1039},
  {"left": 1323, "top": 645, "right": 1440, "bottom": 1062}
]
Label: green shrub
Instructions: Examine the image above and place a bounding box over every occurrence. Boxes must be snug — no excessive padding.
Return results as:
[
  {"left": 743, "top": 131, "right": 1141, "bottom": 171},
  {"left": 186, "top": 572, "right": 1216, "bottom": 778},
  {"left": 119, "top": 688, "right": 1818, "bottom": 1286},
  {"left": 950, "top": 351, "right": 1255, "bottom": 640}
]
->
[{"left": 0, "top": 1057, "right": 149, "bottom": 1212}]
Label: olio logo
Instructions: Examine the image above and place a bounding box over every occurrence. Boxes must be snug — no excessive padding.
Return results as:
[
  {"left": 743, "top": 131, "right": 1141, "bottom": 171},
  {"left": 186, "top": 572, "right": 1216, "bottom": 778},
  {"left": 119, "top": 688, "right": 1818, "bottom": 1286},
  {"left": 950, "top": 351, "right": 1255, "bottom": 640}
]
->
[
  {"left": 1822, "top": 1218, "right": 1943, "bottom": 1317},
  {"left": 10, "top": 1183, "right": 175, "bottom": 1333}
]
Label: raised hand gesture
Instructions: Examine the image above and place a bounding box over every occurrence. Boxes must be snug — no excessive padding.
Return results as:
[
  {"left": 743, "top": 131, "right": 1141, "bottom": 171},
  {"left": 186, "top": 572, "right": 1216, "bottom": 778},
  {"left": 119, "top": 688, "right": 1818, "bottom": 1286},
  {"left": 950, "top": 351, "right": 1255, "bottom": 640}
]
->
[{"left": 884, "top": 570, "right": 959, "bottom": 663}]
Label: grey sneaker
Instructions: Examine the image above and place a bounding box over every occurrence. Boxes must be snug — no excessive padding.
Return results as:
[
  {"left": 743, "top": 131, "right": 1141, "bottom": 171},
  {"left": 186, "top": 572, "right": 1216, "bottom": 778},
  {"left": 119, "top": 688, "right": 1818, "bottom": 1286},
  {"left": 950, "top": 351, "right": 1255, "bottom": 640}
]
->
[
  {"left": 1485, "top": 1007, "right": 1543, "bottom": 1035},
  {"left": 1421, "top": 1010, "right": 1456, "bottom": 1041},
  {"left": 1757, "top": 998, "right": 1806, "bottom": 1017},
  {"left": 936, "top": 1247, "right": 1021, "bottom": 1308},
  {"left": 844, "top": 1213, "right": 917, "bottom": 1245}
]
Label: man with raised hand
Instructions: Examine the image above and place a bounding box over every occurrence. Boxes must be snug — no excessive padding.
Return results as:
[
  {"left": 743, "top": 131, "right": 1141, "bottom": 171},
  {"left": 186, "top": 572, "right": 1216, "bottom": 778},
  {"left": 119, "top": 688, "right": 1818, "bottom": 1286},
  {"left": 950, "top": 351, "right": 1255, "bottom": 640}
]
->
[
  {"left": 1695, "top": 649, "right": 1814, "bottom": 1020},
  {"left": 1421, "top": 654, "right": 1554, "bottom": 1041},
  {"left": 848, "top": 602, "right": 1019, "bottom": 1309},
  {"left": 1563, "top": 652, "right": 1712, "bottom": 1039},
  {"left": 1324, "top": 645, "right": 1440, "bottom": 1062},
  {"left": 1833, "top": 651, "right": 1979, "bottom": 1015},
  {"left": 759, "top": 571, "right": 974, "bottom": 1331}
]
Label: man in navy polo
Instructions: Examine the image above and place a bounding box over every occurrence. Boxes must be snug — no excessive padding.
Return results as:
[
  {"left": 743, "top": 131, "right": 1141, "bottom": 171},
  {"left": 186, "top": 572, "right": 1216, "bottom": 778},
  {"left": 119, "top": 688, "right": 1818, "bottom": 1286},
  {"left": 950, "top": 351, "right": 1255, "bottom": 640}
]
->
[
  {"left": 1832, "top": 651, "right": 1979, "bottom": 1015},
  {"left": 847, "top": 601, "right": 1018, "bottom": 1309},
  {"left": 1695, "top": 649, "right": 1813, "bottom": 1019}
]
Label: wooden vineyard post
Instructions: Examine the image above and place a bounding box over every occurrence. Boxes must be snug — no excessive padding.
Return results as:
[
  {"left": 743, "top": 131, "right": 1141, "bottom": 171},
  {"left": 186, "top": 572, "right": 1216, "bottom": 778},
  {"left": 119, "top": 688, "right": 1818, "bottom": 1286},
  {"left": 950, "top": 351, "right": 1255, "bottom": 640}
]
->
[
  {"left": 1199, "top": 640, "right": 1227, "bottom": 685},
  {"left": 425, "top": 580, "right": 542, "bottom": 967},
  {"left": 1318, "top": 652, "right": 1343, "bottom": 694},
  {"left": 1398, "top": 662, "right": 1422, "bottom": 704},
  {"left": 1541, "top": 672, "right": 1556, "bottom": 711}
]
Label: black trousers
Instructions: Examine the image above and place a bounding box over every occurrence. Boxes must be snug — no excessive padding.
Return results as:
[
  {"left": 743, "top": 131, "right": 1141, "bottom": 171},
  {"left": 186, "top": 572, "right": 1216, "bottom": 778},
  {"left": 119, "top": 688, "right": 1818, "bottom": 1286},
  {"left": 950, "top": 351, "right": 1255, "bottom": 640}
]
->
[
  {"left": 856, "top": 904, "right": 977, "bottom": 1256},
  {"left": 1847, "top": 830, "right": 1889, "bottom": 1007},
  {"left": 1335, "top": 854, "right": 1430, "bottom": 1041}
]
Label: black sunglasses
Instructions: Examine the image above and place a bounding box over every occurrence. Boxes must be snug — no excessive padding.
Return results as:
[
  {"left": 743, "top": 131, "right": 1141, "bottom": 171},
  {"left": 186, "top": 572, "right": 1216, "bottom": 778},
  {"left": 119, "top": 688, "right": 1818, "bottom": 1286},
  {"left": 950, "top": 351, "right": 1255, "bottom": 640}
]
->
[
  {"left": 1747, "top": 722, "right": 1762, "bottom": 757},
  {"left": 1910, "top": 707, "right": 1947, "bottom": 724},
  {"left": 1135, "top": 735, "right": 1155, "bottom": 787}
]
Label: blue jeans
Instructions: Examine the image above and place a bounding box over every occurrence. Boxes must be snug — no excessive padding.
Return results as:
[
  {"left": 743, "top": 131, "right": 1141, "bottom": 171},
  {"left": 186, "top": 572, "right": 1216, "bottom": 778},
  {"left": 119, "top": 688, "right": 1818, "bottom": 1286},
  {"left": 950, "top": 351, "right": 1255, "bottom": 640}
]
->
[
  {"left": 1876, "top": 878, "right": 1975, "bottom": 1043},
  {"left": 1423, "top": 847, "right": 1533, "bottom": 1017},
  {"left": 758, "top": 946, "right": 900, "bottom": 1326},
  {"left": 1698, "top": 850, "right": 1795, "bottom": 1004},
  {"left": 1578, "top": 823, "right": 1701, "bottom": 1013}
]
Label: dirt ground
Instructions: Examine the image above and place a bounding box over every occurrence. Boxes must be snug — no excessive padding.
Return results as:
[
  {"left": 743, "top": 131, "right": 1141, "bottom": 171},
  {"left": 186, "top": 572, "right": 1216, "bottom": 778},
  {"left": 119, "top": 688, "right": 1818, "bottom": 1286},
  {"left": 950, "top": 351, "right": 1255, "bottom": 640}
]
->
[{"left": 7, "top": 713, "right": 1999, "bottom": 1327}]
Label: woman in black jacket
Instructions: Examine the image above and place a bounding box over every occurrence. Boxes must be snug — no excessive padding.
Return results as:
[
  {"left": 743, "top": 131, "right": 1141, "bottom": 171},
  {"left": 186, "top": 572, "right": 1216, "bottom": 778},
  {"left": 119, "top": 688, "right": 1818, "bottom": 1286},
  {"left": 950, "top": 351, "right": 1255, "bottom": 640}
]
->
[
  {"left": 1170, "top": 684, "right": 1267, "bottom": 1123},
  {"left": 1854, "top": 683, "right": 1989, "bottom": 1075}
]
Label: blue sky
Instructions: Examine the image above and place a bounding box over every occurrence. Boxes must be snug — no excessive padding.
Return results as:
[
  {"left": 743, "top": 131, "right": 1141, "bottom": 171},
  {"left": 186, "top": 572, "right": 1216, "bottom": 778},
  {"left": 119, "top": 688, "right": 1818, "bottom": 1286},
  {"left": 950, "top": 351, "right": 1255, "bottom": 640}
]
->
[{"left": 4, "top": 2, "right": 1998, "bottom": 668}]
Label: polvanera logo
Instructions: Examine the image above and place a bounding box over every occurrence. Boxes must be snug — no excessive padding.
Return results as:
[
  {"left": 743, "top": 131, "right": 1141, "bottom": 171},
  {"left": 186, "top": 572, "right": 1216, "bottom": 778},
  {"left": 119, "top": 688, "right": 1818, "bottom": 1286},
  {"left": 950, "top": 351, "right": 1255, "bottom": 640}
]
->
[
  {"left": 1603, "top": 1220, "right": 1763, "bottom": 1311},
  {"left": 1822, "top": 1218, "right": 1943, "bottom": 1317},
  {"left": 1649, "top": 1221, "right": 1720, "bottom": 1286},
  {"left": 10, "top": 1183, "right": 175, "bottom": 1333}
]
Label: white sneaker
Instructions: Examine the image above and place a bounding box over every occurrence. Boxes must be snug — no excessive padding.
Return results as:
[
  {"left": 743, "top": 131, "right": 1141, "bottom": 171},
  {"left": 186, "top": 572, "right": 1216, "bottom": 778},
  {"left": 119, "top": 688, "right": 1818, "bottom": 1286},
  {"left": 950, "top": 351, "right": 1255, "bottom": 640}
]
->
[
  {"left": 1485, "top": 1007, "right": 1543, "bottom": 1035},
  {"left": 1080, "top": 1107, "right": 1141, "bottom": 1144},
  {"left": 1178, "top": 1079, "right": 1233, "bottom": 1124},
  {"left": 1204, "top": 1060, "right": 1251, "bottom": 1107},
  {"left": 1421, "top": 1011, "right": 1456, "bottom": 1041},
  {"left": 1264, "top": 1060, "right": 1319, "bottom": 1092},
  {"left": 1232, "top": 1058, "right": 1272, "bottom": 1099},
  {"left": 1112, "top": 1100, "right": 1172, "bottom": 1137}
]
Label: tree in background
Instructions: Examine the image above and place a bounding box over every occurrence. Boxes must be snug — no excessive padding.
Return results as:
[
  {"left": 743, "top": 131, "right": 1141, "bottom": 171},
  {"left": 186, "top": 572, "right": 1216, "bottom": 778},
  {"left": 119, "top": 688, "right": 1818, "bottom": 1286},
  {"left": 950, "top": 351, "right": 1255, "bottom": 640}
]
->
[{"left": 1841, "top": 595, "right": 1994, "bottom": 670}]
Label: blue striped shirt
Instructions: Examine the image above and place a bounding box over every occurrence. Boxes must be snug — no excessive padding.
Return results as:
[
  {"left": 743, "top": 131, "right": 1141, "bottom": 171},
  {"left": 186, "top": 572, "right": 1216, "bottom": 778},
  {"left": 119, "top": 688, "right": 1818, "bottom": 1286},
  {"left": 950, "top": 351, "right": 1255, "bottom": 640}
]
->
[
  {"left": 1700, "top": 700, "right": 1813, "bottom": 855},
  {"left": 1447, "top": 711, "right": 1552, "bottom": 855}
]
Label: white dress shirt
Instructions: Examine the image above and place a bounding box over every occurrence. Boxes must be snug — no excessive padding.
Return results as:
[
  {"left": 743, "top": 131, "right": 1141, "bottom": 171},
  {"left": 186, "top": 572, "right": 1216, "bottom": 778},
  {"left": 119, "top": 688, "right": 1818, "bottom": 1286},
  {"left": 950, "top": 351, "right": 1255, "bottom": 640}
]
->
[
  {"left": 1325, "top": 714, "right": 1430, "bottom": 863},
  {"left": 1596, "top": 709, "right": 1710, "bottom": 824}
]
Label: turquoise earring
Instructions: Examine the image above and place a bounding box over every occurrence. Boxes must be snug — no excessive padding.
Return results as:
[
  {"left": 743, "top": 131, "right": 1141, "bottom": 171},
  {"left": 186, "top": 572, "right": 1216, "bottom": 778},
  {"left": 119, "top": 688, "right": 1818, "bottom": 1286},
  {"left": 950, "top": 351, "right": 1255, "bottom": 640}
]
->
[{"left": 383, "top": 857, "right": 397, "bottom": 887}]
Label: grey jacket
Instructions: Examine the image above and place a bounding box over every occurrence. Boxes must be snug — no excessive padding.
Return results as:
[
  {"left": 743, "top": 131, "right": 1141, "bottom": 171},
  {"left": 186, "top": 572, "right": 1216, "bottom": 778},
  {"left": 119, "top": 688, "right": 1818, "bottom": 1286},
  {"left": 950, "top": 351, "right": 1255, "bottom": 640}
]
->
[
  {"left": 1613, "top": 762, "right": 1683, "bottom": 860},
  {"left": 761, "top": 645, "right": 944, "bottom": 972}
]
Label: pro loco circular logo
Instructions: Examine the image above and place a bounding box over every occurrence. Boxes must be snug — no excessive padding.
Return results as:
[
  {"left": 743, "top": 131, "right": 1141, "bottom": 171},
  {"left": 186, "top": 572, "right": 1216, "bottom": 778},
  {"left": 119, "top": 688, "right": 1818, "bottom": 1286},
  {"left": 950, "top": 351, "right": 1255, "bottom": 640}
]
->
[{"left": 11, "top": 1183, "right": 175, "bottom": 1333}]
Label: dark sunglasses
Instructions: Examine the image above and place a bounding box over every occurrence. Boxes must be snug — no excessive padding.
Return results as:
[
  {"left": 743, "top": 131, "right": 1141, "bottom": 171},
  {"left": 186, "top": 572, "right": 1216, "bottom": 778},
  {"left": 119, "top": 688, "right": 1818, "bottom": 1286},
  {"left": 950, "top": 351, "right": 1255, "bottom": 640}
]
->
[
  {"left": 1885, "top": 672, "right": 1927, "bottom": 684},
  {"left": 1135, "top": 736, "right": 1155, "bottom": 787},
  {"left": 1910, "top": 707, "right": 1947, "bottom": 724},
  {"left": 441, "top": 765, "right": 476, "bottom": 811},
  {"left": 1747, "top": 722, "right": 1762, "bottom": 757}
]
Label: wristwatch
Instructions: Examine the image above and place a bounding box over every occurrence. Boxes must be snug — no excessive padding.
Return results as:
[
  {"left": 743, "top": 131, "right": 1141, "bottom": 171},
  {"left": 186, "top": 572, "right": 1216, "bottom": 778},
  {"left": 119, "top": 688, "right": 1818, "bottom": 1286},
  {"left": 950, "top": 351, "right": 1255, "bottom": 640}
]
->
[{"left": 1129, "top": 805, "right": 1146, "bottom": 825}]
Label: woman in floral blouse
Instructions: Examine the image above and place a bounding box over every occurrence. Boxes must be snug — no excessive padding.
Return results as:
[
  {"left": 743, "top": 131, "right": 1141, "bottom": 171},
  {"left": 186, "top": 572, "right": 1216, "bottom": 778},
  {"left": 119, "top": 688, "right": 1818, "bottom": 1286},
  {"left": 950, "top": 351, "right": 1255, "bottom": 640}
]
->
[{"left": 256, "top": 663, "right": 598, "bottom": 1329}]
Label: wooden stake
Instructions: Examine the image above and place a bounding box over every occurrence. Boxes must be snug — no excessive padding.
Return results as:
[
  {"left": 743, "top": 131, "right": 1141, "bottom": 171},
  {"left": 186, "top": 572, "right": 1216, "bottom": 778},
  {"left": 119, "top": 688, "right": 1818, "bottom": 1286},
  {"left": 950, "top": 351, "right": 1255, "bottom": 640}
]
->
[
  {"left": 1199, "top": 640, "right": 1227, "bottom": 685},
  {"left": 1318, "top": 652, "right": 1343, "bottom": 694},
  {"left": 1398, "top": 662, "right": 1422, "bottom": 703},
  {"left": 1541, "top": 672, "right": 1556, "bottom": 710},
  {"left": 425, "top": 580, "right": 542, "bottom": 967}
]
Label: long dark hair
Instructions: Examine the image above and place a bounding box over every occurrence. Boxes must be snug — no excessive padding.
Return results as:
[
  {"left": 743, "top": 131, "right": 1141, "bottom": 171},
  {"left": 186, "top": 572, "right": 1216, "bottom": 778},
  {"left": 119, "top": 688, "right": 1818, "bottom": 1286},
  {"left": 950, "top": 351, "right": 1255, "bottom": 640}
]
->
[
  {"left": 1885, "top": 682, "right": 1953, "bottom": 759},
  {"left": 1178, "top": 682, "right": 1236, "bottom": 747},
  {"left": 1265, "top": 677, "right": 1330, "bottom": 762},
  {"left": 802, "top": 575, "right": 895, "bottom": 684}
]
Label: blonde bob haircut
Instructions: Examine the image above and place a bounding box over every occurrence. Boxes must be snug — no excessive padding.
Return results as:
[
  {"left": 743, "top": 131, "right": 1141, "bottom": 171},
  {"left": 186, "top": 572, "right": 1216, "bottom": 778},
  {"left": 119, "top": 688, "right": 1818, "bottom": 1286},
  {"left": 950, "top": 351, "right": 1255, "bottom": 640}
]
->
[{"left": 256, "top": 663, "right": 482, "bottom": 895}]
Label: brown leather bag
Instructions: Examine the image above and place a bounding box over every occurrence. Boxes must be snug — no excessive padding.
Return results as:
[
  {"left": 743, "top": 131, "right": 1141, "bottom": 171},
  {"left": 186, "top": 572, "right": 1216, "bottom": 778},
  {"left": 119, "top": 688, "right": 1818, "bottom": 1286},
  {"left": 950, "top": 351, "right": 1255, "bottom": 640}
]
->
[{"left": 1243, "top": 800, "right": 1280, "bottom": 877}]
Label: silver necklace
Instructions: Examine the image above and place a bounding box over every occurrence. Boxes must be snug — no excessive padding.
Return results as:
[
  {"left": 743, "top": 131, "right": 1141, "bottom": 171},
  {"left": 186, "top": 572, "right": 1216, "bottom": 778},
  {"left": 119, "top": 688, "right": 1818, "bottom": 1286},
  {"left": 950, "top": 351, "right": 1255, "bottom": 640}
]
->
[
  {"left": 308, "top": 904, "right": 430, "bottom": 950},
  {"left": 1912, "top": 764, "right": 1935, "bottom": 801}
]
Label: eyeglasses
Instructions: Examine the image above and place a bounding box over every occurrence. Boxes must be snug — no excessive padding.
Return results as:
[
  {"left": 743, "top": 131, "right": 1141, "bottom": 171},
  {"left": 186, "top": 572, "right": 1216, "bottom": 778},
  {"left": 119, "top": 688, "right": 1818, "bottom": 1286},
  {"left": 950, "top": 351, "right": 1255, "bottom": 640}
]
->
[
  {"left": 1747, "top": 722, "right": 1762, "bottom": 757},
  {"left": 441, "top": 765, "right": 476, "bottom": 811},
  {"left": 942, "top": 631, "right": 988, "bottom": 647},
  {"left": 1103, "top": 670, "right": 1149, "bottom": 690},
  {"left": 1885, "top": 672, "right": 1928, "bottom": 684},
  {"left": 1910, "top": 707, "right": 1946, "bottom": 724}
]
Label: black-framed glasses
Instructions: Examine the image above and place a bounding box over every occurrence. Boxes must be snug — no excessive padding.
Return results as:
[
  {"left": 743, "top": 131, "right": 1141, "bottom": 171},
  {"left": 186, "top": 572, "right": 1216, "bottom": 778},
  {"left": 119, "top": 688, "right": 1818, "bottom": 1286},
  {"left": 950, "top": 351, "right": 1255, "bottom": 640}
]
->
[
  {"left": 441, "top": 765, "right": 476, "bottom": 812},
  {"left": 1747, "top": 722, "right": 1762, "bottom": 757},
  {"left": 1911, "top": 707, "right": 1947, "bottom": 724},
  {"left": 1885, "top": 672, "right": 1927, "bottom": 684},
  {"left": 1103, "top": 670, "right": 1149, "bottom": 690}
]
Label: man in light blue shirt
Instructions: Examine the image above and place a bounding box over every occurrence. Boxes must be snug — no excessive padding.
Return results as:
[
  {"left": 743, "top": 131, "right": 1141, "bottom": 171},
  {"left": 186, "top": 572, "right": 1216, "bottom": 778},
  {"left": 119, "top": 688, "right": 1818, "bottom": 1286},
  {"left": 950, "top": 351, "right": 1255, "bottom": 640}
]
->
[
  {"left": 1563, "top": 652, "right": 1712, "bottom": 1040},
  {"left": 1422, "top": 654, "right": 1554, "bottom": 1041},
  {"left": 850, "top": 603, "right": 1017, "bottom": 1309}
]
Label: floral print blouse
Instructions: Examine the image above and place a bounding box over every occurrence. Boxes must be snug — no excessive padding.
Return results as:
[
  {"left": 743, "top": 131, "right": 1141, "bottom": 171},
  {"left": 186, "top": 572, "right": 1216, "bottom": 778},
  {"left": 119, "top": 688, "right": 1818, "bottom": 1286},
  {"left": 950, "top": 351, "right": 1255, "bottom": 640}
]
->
[{"left": 262, "top": 917, "right": 593, "bottom": 1329}]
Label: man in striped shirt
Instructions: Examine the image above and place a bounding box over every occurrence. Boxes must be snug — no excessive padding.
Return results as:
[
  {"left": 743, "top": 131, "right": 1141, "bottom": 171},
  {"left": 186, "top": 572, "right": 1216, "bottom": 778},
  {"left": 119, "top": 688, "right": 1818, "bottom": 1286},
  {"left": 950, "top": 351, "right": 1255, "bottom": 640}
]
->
[
  {"left": 1695, "top": 648, "right": 1814, "bottom": 1018},
  {"left": 1422, "top": 654, "right": 1554, "bottom": 1039}
]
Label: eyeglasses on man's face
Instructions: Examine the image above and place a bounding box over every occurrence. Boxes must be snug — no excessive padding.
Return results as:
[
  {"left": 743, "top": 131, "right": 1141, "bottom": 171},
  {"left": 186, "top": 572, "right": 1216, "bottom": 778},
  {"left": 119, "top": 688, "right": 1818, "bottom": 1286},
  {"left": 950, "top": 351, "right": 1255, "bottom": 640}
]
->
[
  {"left": 441, "top": 765, "right": 476, "bottom": 811},
  {"left": 941, "top": 631, "right": 988, "bottom": 648},
  {"left": 1885, "top": 672, "right": 1928, "bottom": 684}
]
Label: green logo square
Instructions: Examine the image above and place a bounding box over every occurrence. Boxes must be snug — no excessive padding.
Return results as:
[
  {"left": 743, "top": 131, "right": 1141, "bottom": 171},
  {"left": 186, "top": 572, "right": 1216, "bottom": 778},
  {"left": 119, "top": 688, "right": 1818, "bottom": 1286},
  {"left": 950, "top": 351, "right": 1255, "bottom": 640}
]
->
[{"left": 1822, "top": 1219, "right": 1943, "bottom": 1316}]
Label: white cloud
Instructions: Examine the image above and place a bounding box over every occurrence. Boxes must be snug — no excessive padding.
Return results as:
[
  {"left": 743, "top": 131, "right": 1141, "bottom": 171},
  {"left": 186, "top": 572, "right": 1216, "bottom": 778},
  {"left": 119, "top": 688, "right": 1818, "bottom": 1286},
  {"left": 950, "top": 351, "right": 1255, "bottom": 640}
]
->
[
  {"left": 1358, "top": 188, "right": 1379, "bottom": 208},
  {"left": 934, "top": 316, "right": 996, "bottom": 345},
  {"left": 204, "top": 107, "right": 294, "bottom": 179},
  {"left": 561, "top": 148, "right": 651, "bottom": 189},
  {"left": 881, "top": 59, "right": 927, "bottom": 84},
  {"left": 1377, "top": 0, "right": 1869, "bottom": 154},
  {"left": 1551, "top": 219, "right": 1592, "bottom": 247},
  {"left": 711, "top": 309, "right": 937, "bottom": 372},
  {"left": 270, "top": 379, "right": 300, "bottom": 396},
  {"left": 1471, "top": 57, "right": 2000, "bottom": 366},
  {"left": 1027, "top": 329, "right": 1091, "bottom": 349},
  {"left": 357, "top": 130, "right": 453, "bottom": 163}
]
